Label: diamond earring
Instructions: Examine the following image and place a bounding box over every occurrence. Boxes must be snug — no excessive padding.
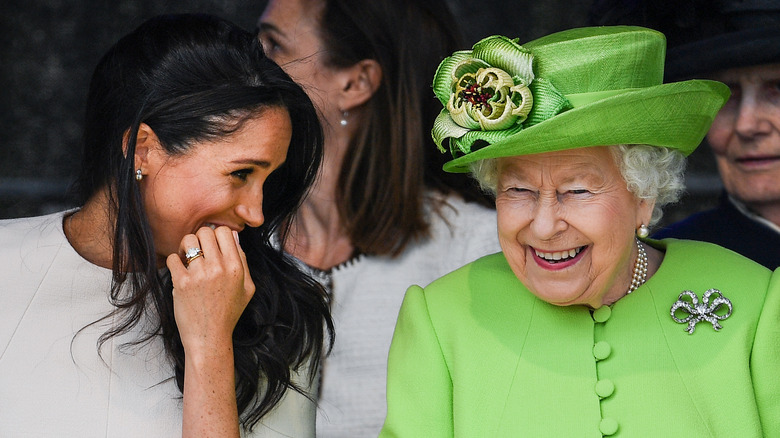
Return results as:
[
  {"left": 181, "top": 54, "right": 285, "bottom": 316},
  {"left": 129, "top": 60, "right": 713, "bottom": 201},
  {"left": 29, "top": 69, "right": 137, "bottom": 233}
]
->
[
  {"left": 340, "top": 111, "right": 348, "bottom": 126},
  {"left": 136, "top": 169, "right": 143, "bottom": 181}
]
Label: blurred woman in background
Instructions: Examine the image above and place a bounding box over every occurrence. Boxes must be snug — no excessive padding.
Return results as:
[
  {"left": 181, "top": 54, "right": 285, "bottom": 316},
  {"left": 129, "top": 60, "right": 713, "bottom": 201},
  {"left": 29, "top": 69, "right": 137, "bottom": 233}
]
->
[{"left": 257, "top": 0, "right": 500, "bottom": 435}]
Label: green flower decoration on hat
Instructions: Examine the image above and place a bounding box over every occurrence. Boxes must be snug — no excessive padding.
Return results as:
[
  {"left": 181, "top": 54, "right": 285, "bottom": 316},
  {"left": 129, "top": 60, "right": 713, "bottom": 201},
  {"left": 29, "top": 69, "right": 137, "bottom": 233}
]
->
[
  {"left": 432, "top": 35, "right": 571, "bottom": 158},
  {"left": 431, "top": 27, "right": 730, "bottom": 173}
]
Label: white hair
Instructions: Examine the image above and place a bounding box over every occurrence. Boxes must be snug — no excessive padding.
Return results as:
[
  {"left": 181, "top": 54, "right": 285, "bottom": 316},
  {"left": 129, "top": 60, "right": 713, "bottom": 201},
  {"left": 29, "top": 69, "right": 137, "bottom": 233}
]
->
[{"left": 469, "top": 144, "right": 687, "bottom": 227}]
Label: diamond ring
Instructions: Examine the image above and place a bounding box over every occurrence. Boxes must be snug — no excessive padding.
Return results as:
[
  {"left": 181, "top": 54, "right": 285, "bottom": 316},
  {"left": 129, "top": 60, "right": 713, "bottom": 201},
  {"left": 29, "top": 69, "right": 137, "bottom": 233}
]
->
[{"left": 184, "top": 247, "right": 204, "bottom": 266}]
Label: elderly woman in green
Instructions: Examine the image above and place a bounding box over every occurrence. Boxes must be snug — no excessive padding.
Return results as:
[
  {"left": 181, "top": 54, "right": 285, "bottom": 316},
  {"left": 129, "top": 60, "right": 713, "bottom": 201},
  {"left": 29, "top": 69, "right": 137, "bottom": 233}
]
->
[{"left": 380, "top": 26, "right": 780, "bottom": 437}]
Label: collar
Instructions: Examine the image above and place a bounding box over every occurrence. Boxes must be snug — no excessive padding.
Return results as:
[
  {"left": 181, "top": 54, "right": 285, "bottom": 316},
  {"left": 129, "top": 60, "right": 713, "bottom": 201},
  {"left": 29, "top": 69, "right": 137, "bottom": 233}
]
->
[{"left": 726, "top": 194, "right": 780, "bottom": 234}]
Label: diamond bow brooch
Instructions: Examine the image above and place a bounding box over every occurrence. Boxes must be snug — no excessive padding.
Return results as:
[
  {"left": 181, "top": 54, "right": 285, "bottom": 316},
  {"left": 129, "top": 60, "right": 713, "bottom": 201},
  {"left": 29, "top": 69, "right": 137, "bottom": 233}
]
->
[{"left": 670, "top": 289, "right": 733, "bottom": 334}]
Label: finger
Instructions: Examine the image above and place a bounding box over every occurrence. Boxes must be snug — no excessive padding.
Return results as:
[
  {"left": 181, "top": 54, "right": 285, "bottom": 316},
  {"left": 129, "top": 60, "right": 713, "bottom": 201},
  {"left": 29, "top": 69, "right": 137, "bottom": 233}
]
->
[
  {"left": 167, "top": 252, "right": 188, "bottom": 279},
  {"left": 213, "top": 226, "right": 241, "bottom": 266},
  {"left": 234, "top": 231, "right": 255, "bottom": 296},
  {"left": 179, "top": 233, "right": 207, "bottom": 267},
  {"left": 194, "top": 227, "right": 221, "bottom": 265}
]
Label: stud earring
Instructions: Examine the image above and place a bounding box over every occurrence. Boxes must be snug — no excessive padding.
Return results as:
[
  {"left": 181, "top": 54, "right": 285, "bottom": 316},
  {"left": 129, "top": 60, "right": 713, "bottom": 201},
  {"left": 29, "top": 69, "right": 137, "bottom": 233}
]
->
[
  {"left": 135, "top": 169, "right": 143, "bottom": 181},
  {"left": 637, "top": 224, "right": 649, "bottom": 238},
  {"left": 340, "top": 111, "right": 349, "bottom": 126}
]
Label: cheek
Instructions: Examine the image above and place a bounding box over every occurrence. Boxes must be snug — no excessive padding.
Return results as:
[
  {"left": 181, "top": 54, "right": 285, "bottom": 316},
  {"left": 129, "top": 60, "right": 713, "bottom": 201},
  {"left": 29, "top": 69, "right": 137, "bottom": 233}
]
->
[
  {"left": 281, "top": 61, "right": 311, "bottom": 87},
  {"left": 706, "top": 111, "right": 735, "bottom": 155},
  {"left": 285, "top": 59, "right": 333, "bottom": 97},
  {"left": 496, "top": 201, "right": 528, "bottom": 238},
  {"left": 566, "top": 198, "right": 636, "bottom": 241},
  {"left": 495, "top": 202, "right": 532, "bottom": 265},
  {"left": 148, "top": 182, "right": 224, "bottom": 223}
]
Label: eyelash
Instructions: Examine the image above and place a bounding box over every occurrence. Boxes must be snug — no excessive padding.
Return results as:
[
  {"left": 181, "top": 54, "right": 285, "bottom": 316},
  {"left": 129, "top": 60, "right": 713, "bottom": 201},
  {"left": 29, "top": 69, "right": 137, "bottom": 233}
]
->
[
  {"left": 506, "top": 187, "right": 589, "bottom": 194},
  {"left": 231, "top": 168, "right": 253, "bottom": 181},
  {"left": 258, "top": 33, "right": 281, "bottom": 54}
]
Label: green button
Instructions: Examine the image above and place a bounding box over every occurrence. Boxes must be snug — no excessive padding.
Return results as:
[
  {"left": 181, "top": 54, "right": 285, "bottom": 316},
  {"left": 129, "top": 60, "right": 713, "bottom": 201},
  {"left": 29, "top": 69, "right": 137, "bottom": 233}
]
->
[
  {"left": 599, "top": 418, "right": 619, "bottom": 435},
  {"left": 593, "top": 341, "right": 611, "bottom": 360},
  {"left": 593, "top": 306, "right": 612, "bottom": 323},
  {"left": 595, "top": 379, "right": 615, "bottom": 398}
]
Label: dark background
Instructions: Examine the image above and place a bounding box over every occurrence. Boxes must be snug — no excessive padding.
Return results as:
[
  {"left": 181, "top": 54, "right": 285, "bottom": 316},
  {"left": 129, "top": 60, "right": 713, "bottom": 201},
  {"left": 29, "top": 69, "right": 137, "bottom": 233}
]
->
[{"left": 0, "top": 0, "right": 720, "bottom": 224}]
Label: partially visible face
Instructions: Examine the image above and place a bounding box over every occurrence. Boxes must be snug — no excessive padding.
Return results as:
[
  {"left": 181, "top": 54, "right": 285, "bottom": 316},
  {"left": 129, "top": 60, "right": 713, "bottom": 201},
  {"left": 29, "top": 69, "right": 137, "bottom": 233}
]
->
[
  {"left": 706, "top": 63, "right": 780, "bottom": 211},
  {"left": 257, "top": 0, "right": 343, "bottom": 126},
  {"left": 140, "top": 107, "right": 291, "bottom": 260},
  {"left": 495, "top": 146, "right": 650, "bottom": 308}
]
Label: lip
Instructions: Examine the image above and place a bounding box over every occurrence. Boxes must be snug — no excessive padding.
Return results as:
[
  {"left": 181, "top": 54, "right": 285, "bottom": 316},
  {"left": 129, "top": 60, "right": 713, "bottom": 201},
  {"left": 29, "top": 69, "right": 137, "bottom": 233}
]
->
[
  {"left": 531, "top": 245, "right": 588, "bottom": 271},
  {"left": 732, "top": 155, "right": 780, "bottom": 170}
]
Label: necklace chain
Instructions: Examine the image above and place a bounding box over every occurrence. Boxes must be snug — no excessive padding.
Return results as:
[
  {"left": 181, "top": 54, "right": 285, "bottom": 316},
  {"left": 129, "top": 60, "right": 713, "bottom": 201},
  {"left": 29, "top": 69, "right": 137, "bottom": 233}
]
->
[{"left": 627, "top": 238, "right": 648, "bottom": 294}]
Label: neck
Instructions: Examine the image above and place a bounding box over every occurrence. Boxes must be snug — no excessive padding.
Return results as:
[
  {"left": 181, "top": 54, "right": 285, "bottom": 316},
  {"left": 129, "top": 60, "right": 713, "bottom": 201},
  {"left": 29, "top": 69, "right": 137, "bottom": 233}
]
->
[
  {"left": 285, "top": 118, "right": 355, "bottom": 270},
  {"left": 285, "top": 203, "right": 355, "bottom": 270},
  {"left": 65, "top": 188, "right": 115, "bottom": 269},
  {"left": 598, "top": 240, "right": 662, "bottom": 308}
]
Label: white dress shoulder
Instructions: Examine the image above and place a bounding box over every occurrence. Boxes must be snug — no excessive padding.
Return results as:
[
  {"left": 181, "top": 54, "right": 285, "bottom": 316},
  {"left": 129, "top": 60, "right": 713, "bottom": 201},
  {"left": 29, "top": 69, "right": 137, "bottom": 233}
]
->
[{"left": 0, "top": 212, "right": 315, "bottom": 437}]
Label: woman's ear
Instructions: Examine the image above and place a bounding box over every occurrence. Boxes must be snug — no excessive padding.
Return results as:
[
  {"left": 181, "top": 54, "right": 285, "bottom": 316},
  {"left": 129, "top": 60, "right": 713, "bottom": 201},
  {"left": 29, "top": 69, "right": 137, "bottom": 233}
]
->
[
  {"left": 637, "top": 197, "right": 656, "bottom": 229},
  {"left": 123, "top": 123, "right": 160, "bottom": 176},
  {"left": 338, "top": 59, "right": 382, "bottom": 111}
]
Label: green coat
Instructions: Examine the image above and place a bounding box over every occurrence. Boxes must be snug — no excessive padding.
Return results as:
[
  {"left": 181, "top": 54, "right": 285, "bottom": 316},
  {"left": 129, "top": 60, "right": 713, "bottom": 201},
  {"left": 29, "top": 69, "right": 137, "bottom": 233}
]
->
[{"left": 381, "top": 239, "right": 780, "bottom": 437}]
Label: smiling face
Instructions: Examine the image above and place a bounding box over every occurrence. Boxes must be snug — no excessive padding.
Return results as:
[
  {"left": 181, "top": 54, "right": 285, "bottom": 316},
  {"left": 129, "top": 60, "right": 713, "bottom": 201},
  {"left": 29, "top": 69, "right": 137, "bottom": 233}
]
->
[
  {"left": 495, "top": 146, "right": 652, "bottom": 308},
  {"left": 138, "top": 107, "right": 291, "bottom": 261},
  {"left": 706, "top": 63, "right": 780, "bottom": 216}
]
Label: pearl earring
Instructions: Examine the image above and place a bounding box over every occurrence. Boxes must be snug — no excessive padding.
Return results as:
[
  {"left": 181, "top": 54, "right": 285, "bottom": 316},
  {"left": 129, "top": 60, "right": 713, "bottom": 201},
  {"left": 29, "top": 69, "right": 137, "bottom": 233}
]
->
[
  {"left": 135, "top": 169, "right": 143, "bottom": 181},
  {"left": 340, "top": 111, "right": 348, "bottom": 126},
  {"left": 637, "top": 224, "right": 649, "bottom": 238}
]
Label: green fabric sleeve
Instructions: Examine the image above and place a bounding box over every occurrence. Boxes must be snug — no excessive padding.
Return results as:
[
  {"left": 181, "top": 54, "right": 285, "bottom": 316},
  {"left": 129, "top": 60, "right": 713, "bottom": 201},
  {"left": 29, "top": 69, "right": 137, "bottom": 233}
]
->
[
  {"left": 380, "top": 285, "right": 454, "bottom": 438},
  {"left": 753, "top": 268, "right": 780, "bottom": 437}
]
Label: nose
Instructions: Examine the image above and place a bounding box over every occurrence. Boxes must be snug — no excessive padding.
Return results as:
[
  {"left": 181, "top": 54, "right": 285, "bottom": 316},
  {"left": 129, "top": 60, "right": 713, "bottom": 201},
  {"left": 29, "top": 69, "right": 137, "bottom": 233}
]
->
[
  {"left": 235, "top": 188, "right": 264, "bottom": 228},
  {"left": 529, "top": 195, "right": 567, "bottom": 240},
  {"left": 735, "top": 92, "right": 771, "bottom": 139}
]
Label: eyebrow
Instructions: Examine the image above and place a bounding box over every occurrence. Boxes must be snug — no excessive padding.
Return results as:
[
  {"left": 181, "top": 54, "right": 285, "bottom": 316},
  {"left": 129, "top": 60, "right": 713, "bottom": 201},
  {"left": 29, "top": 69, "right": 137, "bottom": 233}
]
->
[
  {"left": 232, "top": 159, "right": 273, "bottom": 168},
  {"left": 257, "top": 22, "right": 282, "bottom": 36},
  {"left": 503, "top": 163, "right": 604, "bottom": 185}
]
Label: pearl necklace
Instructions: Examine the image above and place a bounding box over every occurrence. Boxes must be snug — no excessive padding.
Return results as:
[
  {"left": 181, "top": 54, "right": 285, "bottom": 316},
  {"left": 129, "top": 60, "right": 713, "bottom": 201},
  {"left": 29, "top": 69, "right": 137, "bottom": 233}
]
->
[{"left": 626, "top": 238, "right": 648, "bottom": 294}]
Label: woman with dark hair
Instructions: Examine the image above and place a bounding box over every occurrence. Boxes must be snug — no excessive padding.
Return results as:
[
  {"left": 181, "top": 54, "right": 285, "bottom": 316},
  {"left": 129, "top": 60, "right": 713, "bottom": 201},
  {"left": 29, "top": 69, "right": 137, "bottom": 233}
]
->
[
  {"left": 0, "top": 14, "right": 332, "bottom": 437},
  {"left": 256, "top": 0, "right": 500, "bottom": 435}
]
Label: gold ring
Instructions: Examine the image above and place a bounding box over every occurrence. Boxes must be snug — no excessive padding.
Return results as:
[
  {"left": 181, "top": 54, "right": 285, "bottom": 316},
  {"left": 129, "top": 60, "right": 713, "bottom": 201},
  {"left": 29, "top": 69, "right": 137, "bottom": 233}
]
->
[{"left": 184, "top": 247, "right": 204, "bottom": 265}]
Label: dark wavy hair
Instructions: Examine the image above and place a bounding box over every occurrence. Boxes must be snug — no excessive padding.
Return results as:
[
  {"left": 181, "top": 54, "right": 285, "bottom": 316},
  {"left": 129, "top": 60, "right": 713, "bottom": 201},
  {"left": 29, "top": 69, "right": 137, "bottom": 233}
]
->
[
  {"left": 312, "top": 0, "right": 494, "bottom": 256},
  {"left": 72, "top": 14, "right": 332, "bottom": 429}
]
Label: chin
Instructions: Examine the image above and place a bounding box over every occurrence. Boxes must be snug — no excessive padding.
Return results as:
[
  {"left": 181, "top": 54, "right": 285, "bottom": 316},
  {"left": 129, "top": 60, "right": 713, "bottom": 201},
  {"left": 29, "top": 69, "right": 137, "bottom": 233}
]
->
[{"left": 528, "top": 284, "right": 591, "bottom": 307}]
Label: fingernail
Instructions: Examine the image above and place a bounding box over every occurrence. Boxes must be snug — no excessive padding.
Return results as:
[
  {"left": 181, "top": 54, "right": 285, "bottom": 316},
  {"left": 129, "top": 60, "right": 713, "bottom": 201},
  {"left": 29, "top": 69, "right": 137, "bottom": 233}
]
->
[{"left": 233, "top": 230, "right": 240, "bottom": 246}]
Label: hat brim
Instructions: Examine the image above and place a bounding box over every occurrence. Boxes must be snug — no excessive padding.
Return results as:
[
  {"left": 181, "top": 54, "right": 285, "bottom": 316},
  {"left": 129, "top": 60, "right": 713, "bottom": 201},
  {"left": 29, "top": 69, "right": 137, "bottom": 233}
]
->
[
  {"left": 442, "top": 79, "right": 729, "bottom": 173},
  {"left": 666, "top": 27, "right": 780, "bottom": 80}
]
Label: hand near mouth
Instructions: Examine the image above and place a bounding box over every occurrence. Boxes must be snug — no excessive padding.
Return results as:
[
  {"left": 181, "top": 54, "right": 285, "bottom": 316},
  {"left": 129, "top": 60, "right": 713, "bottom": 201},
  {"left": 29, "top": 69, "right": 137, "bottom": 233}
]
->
[{"left": 166, "top": 225, "right": 254, "bottom": 438}]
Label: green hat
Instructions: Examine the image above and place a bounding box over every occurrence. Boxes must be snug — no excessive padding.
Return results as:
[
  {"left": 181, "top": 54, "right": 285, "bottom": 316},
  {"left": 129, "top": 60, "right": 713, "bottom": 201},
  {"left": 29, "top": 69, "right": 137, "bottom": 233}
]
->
[{"left": 431, "top": 26, "right": 730, "bottom": 173}]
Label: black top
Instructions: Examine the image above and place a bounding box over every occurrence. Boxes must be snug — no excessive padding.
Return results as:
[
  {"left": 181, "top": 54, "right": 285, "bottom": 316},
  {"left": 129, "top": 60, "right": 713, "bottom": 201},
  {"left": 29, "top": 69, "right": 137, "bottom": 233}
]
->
[{"left": 653, "top": 192, "right": 780, "bottom": 270}]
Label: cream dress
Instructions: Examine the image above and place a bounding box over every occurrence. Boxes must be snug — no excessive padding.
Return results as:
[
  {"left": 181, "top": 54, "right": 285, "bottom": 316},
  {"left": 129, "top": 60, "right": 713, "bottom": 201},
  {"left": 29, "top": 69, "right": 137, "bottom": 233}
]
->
[{"left": 0, "top": 212, "right": 315, "bottom": 437}]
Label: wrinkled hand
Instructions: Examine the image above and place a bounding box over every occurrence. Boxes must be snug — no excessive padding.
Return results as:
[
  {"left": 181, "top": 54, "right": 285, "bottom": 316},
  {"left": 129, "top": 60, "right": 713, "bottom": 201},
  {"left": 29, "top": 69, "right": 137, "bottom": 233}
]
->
[{"left": 166, "top": 226, "right": 255, "bottom": 354}]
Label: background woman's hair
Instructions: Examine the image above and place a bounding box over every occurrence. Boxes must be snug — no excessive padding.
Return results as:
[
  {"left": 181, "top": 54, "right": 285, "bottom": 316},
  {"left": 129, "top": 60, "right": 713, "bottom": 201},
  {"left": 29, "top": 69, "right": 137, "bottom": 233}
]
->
[
  {"left": 470, "top": 145, "right": 687, "bottom": 227},
  {"left": 313, "top": 0, "right": 494, "bottom": 257},
  {"left": 73, "top": 13, "right": 332, "bottom": 429}
]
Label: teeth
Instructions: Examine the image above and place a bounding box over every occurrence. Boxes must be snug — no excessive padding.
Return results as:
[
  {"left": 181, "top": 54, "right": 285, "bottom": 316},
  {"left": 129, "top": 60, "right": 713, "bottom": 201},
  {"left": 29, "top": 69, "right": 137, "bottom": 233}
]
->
[
  {"left": 535, "top": 246, "right": 582, "bottom": 262},
  {"left": 206, "top": 223, "right": 217, "bottom": 230}
]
